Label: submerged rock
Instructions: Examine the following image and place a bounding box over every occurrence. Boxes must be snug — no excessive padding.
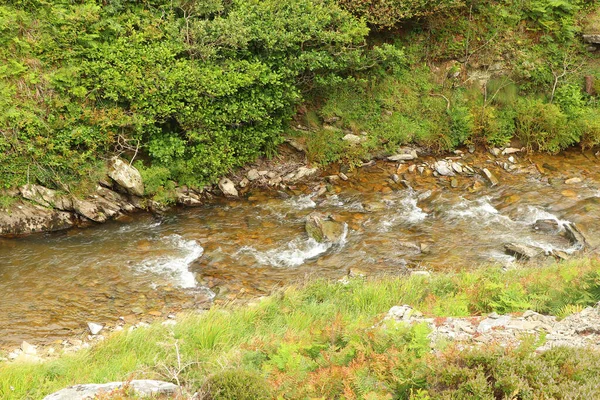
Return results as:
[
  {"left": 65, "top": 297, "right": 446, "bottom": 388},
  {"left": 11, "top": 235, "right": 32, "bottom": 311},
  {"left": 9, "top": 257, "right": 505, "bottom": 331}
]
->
[
  {"left": 43, "top": 380, "right": 179, "bottom": 400},
  {"left": 305, "top": 212, "right": 346, "bottom": 243},
  {"left": 107, "top": 157, "right": 144, "bottom": 196},
  {"left": 533, "top": 219, "right": 561, "bottom": 234}
]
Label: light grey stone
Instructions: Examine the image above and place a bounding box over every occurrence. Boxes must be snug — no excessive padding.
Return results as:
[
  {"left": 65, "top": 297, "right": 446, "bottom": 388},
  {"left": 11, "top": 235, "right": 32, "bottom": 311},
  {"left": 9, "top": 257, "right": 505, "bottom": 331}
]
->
[
  {"left": 107, "top": 157, "right": 144, "bottom": 196},
  {"left": 43, "top": 380, "right": 179, "bottom": 400}
]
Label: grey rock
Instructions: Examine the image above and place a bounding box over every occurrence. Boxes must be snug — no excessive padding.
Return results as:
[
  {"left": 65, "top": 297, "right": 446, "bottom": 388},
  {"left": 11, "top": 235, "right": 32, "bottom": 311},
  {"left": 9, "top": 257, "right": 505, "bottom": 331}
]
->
[
  {"left": 283, "top": 166, "right": 319, "bottom": 183},
  {"left": 433, "top": 161, "right": 455, "bottom": 176},
  {"left": 565, "top": 177, "right": 582, "bottom": 184},
  {"left": 489, "top": 147, "right": 501, "bottom": 156},
  {"left": 174, "top": 186, "right": 202, "bottom": 206},
  {"left": 504, "top": 242, "right": 546, "bottom": 261},
  {"left": 21, "top": 341, "right": 36, "bottom": 356},
  {"left": 342, "top": 133, "right": 363, "bottom": 145},
  {"left": 247, "top": 169, "right": 261, "bottom": 181},
  {"left": 72, "top": 197, "right": 108, "bottom": 223},
  {"left": 218, "top": 178, "right": 238, "bottom": 197},
  {"left": 0, "top": 201, "right": 75, "bottom": 235},
  {"left": 501, "top": 147, "right": 522, "bottom": 155},
  {"left": 20, "top": 184, "right": 73, "bottom": 211},
  {"left": 583, "top": 34, "right": 600, "bottom": 44},
  {"left": 338, "top": 172, "right": 348, "bottom": 181},
  {"left": 107, "top": 157, "right": 144, "bottom": 196},
  {"left": 239, "top": 177, "right": 250, "bottom": 188},
  {"left": 43, "top": 380, "right": 179, "bottom": 400},
  {"left": 533, "top": 219, "right": 561, "bottom": 233},
  {"left": 305, "top": 212, "right": 346, "bottom": 243},
  {"left": 482, "top": 168, "right": 499, "bottom": 186},
  {"left": 388, "top": 153, "right": 416, "bottom": 161},
  {"left": 564, "top": 222, "right": 587, "bottom": 249}
]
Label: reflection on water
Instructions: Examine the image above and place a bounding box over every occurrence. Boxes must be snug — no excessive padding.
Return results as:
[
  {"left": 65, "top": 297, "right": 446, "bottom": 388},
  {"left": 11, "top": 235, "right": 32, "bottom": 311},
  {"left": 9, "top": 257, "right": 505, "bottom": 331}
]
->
[{"left": 0, "top": 149, "right": 599, "bottom": 346}]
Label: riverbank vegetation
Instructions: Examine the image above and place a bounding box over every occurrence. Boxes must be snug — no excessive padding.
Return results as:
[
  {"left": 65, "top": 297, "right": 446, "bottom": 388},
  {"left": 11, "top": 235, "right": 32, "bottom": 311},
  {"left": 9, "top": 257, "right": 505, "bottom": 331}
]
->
[
  {"left": 2, "top": 258, "right": 600, "bottom": 399},
  {"left": 1, "top": 0, "right": 599, "bottom": 200}
]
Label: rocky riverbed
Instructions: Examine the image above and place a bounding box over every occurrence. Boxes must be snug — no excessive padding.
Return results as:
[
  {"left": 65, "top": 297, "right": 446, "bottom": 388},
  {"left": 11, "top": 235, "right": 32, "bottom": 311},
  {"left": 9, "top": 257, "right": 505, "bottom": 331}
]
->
[{"left": 1, "top": 144, "right": 599, "bottom": 351}]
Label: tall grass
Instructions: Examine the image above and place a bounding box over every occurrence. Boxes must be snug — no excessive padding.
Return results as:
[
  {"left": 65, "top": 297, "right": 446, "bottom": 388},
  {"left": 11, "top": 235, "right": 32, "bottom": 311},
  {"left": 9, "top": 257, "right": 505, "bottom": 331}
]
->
[{"left": 1, "top": 258, "right": 600, "bottom": 399}]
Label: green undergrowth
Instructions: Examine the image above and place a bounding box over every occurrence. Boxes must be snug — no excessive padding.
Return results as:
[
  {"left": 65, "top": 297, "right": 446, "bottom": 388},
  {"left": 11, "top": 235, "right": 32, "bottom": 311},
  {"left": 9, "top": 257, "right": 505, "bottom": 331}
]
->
[{"left": 2, "top": 258, "right": 600, "bottom": 399}]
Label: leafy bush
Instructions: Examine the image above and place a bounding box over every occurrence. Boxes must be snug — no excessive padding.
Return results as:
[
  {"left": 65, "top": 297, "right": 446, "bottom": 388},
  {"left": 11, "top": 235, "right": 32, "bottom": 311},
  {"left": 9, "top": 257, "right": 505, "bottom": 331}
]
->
[
  {"left": 336, "top": 0, "right": 465, "bottom": 28},
  {"left": 203, "top": 369, "right": 271, "bottom": 400},
  {"left": 514, "top": 97, "right": 578, "bottom": 152}
]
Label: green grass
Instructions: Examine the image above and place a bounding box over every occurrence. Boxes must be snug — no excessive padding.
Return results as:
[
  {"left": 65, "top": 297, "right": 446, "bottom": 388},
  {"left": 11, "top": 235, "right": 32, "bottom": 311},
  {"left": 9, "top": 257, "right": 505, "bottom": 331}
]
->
[{"left": 2, "top": 258, "right": 600, "bottom": 399}]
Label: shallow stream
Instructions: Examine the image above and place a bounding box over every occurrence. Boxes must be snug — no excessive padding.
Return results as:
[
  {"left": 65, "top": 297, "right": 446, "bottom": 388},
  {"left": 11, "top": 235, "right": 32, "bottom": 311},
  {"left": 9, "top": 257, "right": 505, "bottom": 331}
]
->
[{"left": 1, "top": 149, "right": 599, "bottom": 347}]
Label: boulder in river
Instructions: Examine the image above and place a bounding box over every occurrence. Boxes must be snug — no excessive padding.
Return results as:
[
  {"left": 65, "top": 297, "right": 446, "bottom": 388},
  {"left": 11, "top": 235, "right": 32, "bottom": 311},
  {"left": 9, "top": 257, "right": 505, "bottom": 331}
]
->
[
  {"left": 107, "top": 157, "right": 145, "bottom": 196},
  {"left": 533, "top": 219, "right": 561, "bottom": 234},
  {"left": 0, "top": 201, "right": 75, "bottom": 235},
  {"left": 504, "top": 242, "right": 547, "bottom": 261},
  {"left": 563, "top": 222, "right": 587, "bottom": 249},
  {"left": 305, "top": 212, "right": 346, "bottom": 243},
  {"left": 43, "top": 380, "right": 179, "bottom": 400},
  {"left": 482, "top": 168, "right": 499, "bottom": 187}
]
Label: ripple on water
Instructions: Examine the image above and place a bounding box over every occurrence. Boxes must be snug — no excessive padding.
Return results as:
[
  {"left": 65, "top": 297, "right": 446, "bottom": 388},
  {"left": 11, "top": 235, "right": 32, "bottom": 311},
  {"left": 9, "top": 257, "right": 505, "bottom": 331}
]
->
[
  {"left": 134, "top": 234, "right": 202, "bottom": 288},
  {"left": 239, "top": 224, "right": 348, "bottom": 267}
]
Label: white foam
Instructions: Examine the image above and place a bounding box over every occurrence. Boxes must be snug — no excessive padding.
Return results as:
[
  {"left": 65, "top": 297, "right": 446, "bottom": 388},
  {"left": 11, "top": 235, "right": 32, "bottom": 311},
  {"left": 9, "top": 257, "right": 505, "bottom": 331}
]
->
[
  {"left": 516, "top": 206, "right": 568, "bottom": 228},
  {"left": 241, "top": 224, "right": 347, "bottom": 267},
  {"left": 286, "top": 195, "right": 316, "bottom": 210},
  {"left": 446, "top": 197, "right": 511, "bottom": 225},
  {"left": 136, "top": 234, "right": 201, "bottom": 288},
  {"left": 379, "top": 190, "right": 428, "bottom": 231}
]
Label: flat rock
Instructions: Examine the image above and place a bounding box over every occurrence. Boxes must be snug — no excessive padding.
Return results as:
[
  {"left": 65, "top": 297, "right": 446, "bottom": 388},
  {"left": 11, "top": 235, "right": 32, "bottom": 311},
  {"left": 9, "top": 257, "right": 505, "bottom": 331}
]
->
[
  {"left": 305, "top": 212, "right": 346, "bottom": 243},
  {"left": 107, "top": 157, "right": 144, "bottom": 196},
  {"left": 43, "top": 380, "right": 179, "bottom": 400},
  {"left": 72, "top": 197, "right": 108, "bottom": 223},
  {"left": 0, "top": 201, "right": 75, "bottom": 235},
  {"left": 504, "top": 242, "right": 546, "bottom": 261},
  {"left": 246, "top": 169, "right": 261, "bottom": 181},
  {"left": 342, "top": 133, "right": 363, "bottom": 145},
  {"left": 20, "top": 184, "right": 73, "bottom": 211},
  {"left": 533, "top": 219, "right": 561, "bottom": 233},
  {"left": 482, "top": 168, "right": 499, "bottom": 186},
  {"left": 565, "top": 177, "right": 582, "bottom": 184},
  {"left": 283, "top": 166, "right": 319, "bottom": 183},
  {"left": 583, "top": 34, "right": 600, "bottom": 44}
]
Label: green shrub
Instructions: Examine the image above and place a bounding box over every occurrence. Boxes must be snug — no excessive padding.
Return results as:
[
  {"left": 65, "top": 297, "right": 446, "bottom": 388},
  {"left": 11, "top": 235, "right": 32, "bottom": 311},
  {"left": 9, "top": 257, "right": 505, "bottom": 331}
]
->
[
  {"left": 514, "top": 97, "right": 578, "bottom": 152},
  {"left": 203, "top": 369, "right": 271, "bottom": 400}
]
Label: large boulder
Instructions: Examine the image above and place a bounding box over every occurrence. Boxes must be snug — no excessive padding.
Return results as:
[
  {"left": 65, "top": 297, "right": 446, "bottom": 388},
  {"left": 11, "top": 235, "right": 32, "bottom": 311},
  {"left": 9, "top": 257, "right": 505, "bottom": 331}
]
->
[
  {"left": 218, "top": 178, "right": 238, "bottom": 197},
  {"left": 20, "top": 184, "right": 73, "bottom": 211},
  {"left": 107, "top": 157, "right": 144, "bottom": 196},
  {"left": 0, "top": 201, "right": 75, "bottom": 235},
  {"left": 43, "top": 380, "right": 179, "bottom": 400},
  {"left": 305, "top": 212, "right": 346, "bottom": 243}
]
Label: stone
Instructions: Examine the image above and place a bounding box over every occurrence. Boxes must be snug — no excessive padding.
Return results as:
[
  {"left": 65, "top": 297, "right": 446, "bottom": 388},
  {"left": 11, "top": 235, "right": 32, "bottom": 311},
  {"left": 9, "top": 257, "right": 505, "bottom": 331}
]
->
[
  {"left": 20, "top": 184, "right": 73, "bottom": 211},
  {"left": 0, "top": 201, "right": 75, "bottom": 235},
  {"left": 489, "top": 147, "right": 501, "bottom": 156},
  {"left": 239, "top": 178, "right": 250, "bottom": 188},
  {"left": 408, "top": 165, "right": 416, "bottom": 173},
  {"left": 174, "top": 186, "right": 202, "bottom": 206},
  {"left": 502, "top": 147, "right": 522, "bottom": 155},
  {"left": 284, "top": 166, "right": 319, "bottom": 183},
  {"left": 338, "top": 172, "right": 348, "bottom": 181},
  {"left": 247, "top": 169, "right": 261, "bottom": 181},
  {"left": 342, "top": 133, "right": 363, "bottom": 145},
  {"left": 72, "top": 197, "right": 108, "bottom": 223},
  {"left": 450, "top": 178, "right": 458, "bottom": 188},
  {"left": 87, "top": 322, "right": 104, "bottom": 335},
  {"left": 433, "top": 161, "right": 455, "bottom": 176},
  {"left": 504, "top": 242, "right": 546, "bottom": 261},
  {"left": 362, "top": 201, "right": 386, "bottom": 212},
  {"left": 583, "top": 34, "right": 600, "bottom": 44},
  {"left": 482, "top": 168, "right": 499, "bottom": 186},
  {"left": 21, "top": 341, "right": 36, "bottom": 356},
  {"left": 533, "top": 219, "right": 560, "bottom": 233},
  {"left": 305, "top": 212, "right": 346, "bottom": 243},
  {"left": 107, "top": 157, "right": 144, "bottom": 196},
  {"left": 390, "top": 174, "right": 401, "bottom": 183},
  {"left": 451, "top": 162, "right": 463, "bottom": 174},
  {"left": 388, "top": 153, "right": 417, "bottom": 161},
  {"left": 565, "top": 177, "right": 582, "bottom": 184},
  {"left": 42, "top": 380, "right": 179, "bottom": 400},
  {"left": 564, "top": 222, "right": 587, "bottom": 249},
  {"left": 218, "top": 178, "right": 238, "bottom": 197}
]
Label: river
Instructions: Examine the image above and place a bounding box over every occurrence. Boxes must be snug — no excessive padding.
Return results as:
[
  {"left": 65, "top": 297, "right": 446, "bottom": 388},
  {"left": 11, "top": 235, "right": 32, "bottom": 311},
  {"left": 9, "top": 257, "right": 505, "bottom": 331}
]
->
[{"left": 1, "top": 149, "right": 599, "bottom": 348}]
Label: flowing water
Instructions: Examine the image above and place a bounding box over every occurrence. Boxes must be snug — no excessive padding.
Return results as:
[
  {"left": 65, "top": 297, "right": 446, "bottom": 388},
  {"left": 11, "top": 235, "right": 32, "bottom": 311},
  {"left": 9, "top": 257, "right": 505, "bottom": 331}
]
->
[{"left": 1, "top": 149, "right": 599, "bottom": 347}]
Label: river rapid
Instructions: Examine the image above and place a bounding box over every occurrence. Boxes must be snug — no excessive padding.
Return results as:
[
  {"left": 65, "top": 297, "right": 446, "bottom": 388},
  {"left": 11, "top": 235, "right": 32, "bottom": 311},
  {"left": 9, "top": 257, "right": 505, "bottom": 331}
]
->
[{"left": 1, "top": 149, "right": 599, "bottom": 348}]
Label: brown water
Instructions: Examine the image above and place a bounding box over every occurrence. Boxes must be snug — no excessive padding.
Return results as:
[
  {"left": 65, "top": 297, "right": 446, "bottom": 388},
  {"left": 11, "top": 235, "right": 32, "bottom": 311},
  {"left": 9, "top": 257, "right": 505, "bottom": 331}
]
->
[{"left": 1, "top": 149, "right": 599, "bottom": 347}]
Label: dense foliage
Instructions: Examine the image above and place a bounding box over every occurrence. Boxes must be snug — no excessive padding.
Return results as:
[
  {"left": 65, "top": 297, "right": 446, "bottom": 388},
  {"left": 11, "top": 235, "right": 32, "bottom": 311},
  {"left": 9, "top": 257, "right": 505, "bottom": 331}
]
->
[
  {"left": 0, "top": 0, "right": 396, "bottom": 192},
  {"left": 0, "top": 0, "right": 598, "bottom": 198}
]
